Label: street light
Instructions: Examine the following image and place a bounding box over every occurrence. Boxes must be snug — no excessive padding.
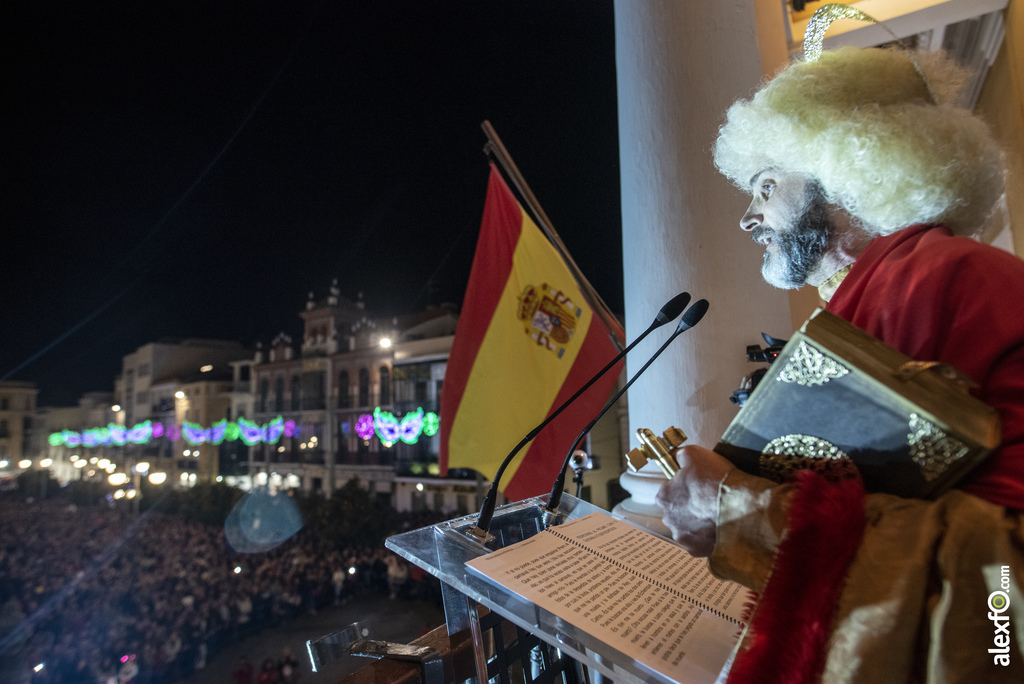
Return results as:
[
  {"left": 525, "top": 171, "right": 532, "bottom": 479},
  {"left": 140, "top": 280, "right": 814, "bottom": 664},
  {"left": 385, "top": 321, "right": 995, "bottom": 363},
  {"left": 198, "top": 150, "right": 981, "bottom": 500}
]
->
[
  {"left": 108, "top": 473, "right": 129, "bottom": 486},
  {"left": 39, "top": 458, "right": 53, "bottom": 468},
  {"left": 148, "top": 472, "right": 167, "bottom": 485},
  {"left": 18, "top": 460, "right": 31, "bottom": 469},
  {"left": 134, "top": 461, "right": 150, "bottom": 474}
]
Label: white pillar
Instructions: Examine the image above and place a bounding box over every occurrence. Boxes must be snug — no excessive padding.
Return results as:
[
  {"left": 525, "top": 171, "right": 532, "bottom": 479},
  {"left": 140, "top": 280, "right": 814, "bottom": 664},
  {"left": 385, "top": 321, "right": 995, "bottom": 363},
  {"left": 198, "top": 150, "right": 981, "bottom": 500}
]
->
[{"left": 613, "top": 1, "right": 794, "bottom": 524}]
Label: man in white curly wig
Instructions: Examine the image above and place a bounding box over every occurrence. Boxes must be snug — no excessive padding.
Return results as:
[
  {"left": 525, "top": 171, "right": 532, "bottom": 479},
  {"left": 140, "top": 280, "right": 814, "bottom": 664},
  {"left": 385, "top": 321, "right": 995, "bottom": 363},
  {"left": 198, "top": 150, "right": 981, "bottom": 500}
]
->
[{"left": 658, "top": 46, "right": 1024, "bottom": 682}]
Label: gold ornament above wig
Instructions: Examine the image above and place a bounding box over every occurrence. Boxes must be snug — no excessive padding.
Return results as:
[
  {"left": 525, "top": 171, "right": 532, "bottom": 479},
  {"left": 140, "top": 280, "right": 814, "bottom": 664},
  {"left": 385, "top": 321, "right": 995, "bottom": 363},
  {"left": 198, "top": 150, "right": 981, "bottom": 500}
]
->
[
  {"left": 803, "top": 3, "right": 879, "bottom": 62},
  {"left": 713, "top": 7, "right": 1005, "bottom": 237},
  {"left": 803, "top": 3, "right": 937, "bottom": 104}
]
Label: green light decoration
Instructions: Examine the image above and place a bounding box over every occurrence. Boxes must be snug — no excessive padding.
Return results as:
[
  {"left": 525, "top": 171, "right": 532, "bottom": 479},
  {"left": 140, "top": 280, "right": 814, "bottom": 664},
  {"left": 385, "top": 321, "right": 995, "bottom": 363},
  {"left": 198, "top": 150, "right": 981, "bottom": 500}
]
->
[
  {"left": 422, "top": 412, "right": 440, "bottom": 437},
  {"left": 224, "top": 421, "right": 241, "bottom": 442}
]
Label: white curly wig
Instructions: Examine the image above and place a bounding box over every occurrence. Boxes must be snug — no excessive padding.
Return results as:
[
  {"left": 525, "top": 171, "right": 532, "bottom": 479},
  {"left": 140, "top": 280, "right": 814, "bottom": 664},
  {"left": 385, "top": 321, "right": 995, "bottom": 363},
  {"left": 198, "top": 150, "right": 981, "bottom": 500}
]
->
[{"left": 713, "top": 47, "right": 1005, "bottom": 236}]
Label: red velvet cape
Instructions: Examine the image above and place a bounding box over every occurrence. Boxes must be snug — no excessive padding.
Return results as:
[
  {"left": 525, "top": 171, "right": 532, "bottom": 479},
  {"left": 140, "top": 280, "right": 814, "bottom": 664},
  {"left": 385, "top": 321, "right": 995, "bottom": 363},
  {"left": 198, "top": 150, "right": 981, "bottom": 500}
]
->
[{"left": 729, "top": 226, "right": 1024, "bottom": 683}]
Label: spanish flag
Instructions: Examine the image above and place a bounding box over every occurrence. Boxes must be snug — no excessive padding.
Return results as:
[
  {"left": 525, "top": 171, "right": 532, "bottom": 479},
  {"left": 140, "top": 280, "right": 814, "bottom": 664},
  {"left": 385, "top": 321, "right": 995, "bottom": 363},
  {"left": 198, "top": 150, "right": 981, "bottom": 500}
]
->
[{"left": 440, "top": 165, "right": 621, "bottom": 500}]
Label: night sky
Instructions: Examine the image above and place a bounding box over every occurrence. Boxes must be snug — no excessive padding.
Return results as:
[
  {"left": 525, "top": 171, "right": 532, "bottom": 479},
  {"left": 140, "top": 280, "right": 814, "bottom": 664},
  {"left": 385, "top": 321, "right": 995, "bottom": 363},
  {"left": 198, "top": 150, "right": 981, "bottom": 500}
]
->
[{"left": 3, "top": 1, "right": 622, "bottom": 406}]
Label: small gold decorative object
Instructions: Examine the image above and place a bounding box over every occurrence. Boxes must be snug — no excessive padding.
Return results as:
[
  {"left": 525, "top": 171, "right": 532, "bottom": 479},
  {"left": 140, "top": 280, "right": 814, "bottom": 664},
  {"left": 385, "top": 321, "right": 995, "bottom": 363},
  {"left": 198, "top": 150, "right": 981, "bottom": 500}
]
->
[
  {"left": 908, "top": 413, "right": 969, "bottom": 482},
  {"left": 777, "top": 341, "right": 850, "bottom": 387},
  {"left": 802, "top": 4, "right": 937, "bottom": 103},
  {"left": 760, "top": 434, "right": 859, "bottom": 483},
  {"left": 626, "top": 427, "right": 686, "bottom": 478},
  {"left": 803, "top": 4, "right": 878, "bottom": 62}
]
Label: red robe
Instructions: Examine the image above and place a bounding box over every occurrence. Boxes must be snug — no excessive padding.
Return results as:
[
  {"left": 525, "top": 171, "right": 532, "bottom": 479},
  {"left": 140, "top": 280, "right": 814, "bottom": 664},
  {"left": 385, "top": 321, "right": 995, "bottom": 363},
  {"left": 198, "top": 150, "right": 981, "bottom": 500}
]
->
[
  {"left": 826, "top": 224, "right": 1024, "bottom": 509},
  {"left": 726, "top": 225, "right": 1024, "bottom": 683}
]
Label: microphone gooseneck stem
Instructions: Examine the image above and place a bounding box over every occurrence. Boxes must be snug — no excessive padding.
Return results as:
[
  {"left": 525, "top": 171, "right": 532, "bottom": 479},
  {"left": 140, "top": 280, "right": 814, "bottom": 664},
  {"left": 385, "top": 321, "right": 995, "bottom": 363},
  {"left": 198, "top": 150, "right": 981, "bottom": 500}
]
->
[
  {"left": 470, "top": 293, "right": 693, "bottom": 538},
  {"left": 546, "top": 329, "right": 682, "bottom": 511},
  {"left": 473, "top": 319, "right": 660, "bottom": 536},
  {"left": 546, "top": 298, "right": 710, "bottom": 512}
]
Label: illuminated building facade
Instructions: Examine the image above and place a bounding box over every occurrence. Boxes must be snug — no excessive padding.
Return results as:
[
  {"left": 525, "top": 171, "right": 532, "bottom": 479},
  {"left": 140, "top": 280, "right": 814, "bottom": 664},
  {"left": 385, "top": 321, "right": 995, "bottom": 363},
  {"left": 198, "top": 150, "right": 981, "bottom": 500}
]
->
[
  {"left": 251, "top": 284, "right": 461, "bottom": 506},
  {"left": 0, "top": 381, "right": 39, "bottom": 475}
]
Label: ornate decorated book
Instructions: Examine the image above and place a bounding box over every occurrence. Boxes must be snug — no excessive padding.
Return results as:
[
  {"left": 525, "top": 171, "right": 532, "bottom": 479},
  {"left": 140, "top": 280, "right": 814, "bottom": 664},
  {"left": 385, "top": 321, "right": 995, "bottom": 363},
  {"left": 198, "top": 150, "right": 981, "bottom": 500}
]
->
[{"left": 715, "top": 309, "right": 1001, "bottom": 499}]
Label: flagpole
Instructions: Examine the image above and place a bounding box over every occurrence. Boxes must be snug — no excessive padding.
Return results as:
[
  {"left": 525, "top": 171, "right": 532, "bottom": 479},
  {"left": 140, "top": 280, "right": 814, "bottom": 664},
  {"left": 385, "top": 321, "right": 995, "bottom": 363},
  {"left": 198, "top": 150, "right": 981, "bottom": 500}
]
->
[{"left": 480, "top": 120, "right": 625, "bottom": 349}]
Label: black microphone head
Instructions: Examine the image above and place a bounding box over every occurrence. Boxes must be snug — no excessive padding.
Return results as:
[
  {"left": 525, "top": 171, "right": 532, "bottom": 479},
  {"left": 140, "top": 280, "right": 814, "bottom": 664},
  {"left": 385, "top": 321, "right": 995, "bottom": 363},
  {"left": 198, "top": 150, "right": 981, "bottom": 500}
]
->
[
  {"left": 654, "top": 292, "right": 691, "bottom": 327},
  {"left": 676, "top": 298, "right": 709, "bottom": 332}
]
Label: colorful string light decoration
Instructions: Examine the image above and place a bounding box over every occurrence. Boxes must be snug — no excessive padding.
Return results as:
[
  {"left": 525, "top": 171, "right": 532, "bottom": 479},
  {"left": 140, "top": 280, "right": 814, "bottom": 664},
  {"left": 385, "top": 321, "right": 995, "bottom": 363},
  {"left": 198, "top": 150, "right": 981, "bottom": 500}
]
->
[
  {"left": 49, "top": 416, "right": 294, "bottom": 448},
  {"left": 368, "top": 407, "right": 440, "bottom": 446},
  {"left": 355, "top": 414, "right": 375, "bottom": 441}
]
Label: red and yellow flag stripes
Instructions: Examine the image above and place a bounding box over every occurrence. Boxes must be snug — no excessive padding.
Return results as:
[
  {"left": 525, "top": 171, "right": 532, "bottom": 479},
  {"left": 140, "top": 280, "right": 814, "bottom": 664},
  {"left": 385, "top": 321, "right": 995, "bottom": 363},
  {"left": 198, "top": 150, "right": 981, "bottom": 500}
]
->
[{"left": 440, "top": 166, "right": 620, "bottom": 500}]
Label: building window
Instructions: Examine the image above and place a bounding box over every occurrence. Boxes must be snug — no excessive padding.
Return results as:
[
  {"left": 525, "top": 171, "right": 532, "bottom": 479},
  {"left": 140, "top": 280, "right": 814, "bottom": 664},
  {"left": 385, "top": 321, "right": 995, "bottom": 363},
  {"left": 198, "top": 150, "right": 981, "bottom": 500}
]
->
[
  {"left": 302, "top": 372, "right": 325, "bottom": 410},
  {"left": 0, "top": 420, "right": 8, "bottom": 438},
  {"left": 290, "top": 375, "right": 301, "bottom": 412},
  {"left": 274, "top": 377, "right": 285, "bottom": 412},
  {"left": 0, "top": 398, "right": 7, "bottom": 411},
  {"left": 259, "top": 379, "right": 269, "bottom": 413},
  {"left": 379, "top": 366, "right": 391, "bottom": 406},
  {"left": 338, "top": 370, "right": 350, "bottom": 409},
  {"left": 358, "top": 368, "right": 370, "bottom": 407}
]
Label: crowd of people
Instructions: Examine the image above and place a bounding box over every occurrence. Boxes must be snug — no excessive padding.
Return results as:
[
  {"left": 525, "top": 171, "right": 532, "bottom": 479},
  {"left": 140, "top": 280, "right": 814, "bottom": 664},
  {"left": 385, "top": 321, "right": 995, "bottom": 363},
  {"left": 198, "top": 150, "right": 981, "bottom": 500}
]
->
[{"left": 0, "top": 495, "right": 444, "bottom": 684}]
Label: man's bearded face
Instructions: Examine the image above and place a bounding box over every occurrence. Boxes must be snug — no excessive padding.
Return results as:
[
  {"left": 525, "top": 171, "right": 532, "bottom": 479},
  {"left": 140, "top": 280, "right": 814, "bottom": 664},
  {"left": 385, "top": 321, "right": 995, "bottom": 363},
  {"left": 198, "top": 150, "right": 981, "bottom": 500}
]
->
[{"left": 743, "top": 172, "right": 833, "bottom": 289}]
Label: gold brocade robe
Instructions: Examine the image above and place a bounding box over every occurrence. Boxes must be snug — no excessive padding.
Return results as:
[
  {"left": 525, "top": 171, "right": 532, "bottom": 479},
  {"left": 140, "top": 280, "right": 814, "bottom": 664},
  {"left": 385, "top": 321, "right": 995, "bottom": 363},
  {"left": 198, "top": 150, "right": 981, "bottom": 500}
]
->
[{"left": 710, "top": 469, "right": 1024, "bottom": 682}]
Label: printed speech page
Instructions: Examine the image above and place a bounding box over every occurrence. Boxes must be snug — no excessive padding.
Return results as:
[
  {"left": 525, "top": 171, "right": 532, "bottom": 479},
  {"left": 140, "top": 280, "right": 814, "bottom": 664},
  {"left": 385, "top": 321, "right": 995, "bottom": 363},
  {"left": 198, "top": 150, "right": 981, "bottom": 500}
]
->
[{"left": 466, "top": 512, "right": 751, "bottom": 683}]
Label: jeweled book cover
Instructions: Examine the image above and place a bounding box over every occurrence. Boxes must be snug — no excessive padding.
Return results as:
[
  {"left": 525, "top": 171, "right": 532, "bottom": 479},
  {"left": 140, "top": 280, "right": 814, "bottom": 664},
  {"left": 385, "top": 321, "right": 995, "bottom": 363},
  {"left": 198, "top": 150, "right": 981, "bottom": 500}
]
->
[{"left": 715, "top": 309, "right": 1001, "bottom": 499}]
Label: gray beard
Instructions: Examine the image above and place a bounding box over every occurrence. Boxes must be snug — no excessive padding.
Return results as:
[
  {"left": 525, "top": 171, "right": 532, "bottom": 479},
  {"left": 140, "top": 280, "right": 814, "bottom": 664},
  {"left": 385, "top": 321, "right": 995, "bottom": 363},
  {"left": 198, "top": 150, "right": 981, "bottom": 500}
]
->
[{"left": 752, "top": 187, "right": 833, "bottom": 289}]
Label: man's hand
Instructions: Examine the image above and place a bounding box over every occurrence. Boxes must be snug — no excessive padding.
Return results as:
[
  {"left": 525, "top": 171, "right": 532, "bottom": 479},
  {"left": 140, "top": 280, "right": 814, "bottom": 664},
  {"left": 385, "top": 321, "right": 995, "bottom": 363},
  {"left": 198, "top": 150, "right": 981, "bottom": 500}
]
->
[{"left": 655, "top": 445, "right": 734, "bottom": 557}]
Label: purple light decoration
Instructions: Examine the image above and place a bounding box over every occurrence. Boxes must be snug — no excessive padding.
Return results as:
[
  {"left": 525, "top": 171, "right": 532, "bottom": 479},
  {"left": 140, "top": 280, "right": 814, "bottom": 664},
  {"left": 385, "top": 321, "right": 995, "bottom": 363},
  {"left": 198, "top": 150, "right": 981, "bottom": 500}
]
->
[
  {"left": 238, "top": 419, "right": 263, "bottom": 446},
  {"left": 109, "top": 425, "right": 128, "bottom": 446},
  {"left": 284, "top": 419, "right": 296, "bottom": 437},
  {"left": 127, "top": 421, "right": 152, "bottom": 444},
  {"left": 355, "top": 414, "right": 375, "bottom": 441},
  {"left": 398, "top": 408, "right": 424, "bottom": 445},
  {"left": 183, "top": 423, "right": 209, "bottom": 445},
  {"left": 152, "top": 422, "right": 165, "bottom": 438},
  {"left": 266, "top": 417, "right": 284, "bottom": 444},
  {"left": 166, "top": 424, "right": 182, "bottom": 442},
  {"left": 64, "top": 431, "right": 82, "bottom": 447},
  {"left": 210, "top": 420, "right": 227, "bottom": 444}
]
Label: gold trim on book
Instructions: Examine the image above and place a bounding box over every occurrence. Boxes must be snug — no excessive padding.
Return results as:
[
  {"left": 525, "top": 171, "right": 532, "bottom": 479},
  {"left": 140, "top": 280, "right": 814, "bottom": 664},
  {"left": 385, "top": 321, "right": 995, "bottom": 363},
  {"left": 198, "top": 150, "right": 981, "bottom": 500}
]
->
[
  {"left": 777, "top": 341, "right": 850, "bottom": 387},
  {"left": 760, "top": 434, "right": 859, "bottom": 483},
  {"left": 908, "top": 413, "right": 970, "bottom": 482}
]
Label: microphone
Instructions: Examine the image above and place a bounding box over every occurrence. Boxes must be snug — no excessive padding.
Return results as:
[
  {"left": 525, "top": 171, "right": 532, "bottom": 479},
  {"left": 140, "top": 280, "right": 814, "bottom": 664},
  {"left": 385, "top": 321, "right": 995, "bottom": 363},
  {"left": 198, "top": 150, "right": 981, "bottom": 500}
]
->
[
  {"left": 545, "top": 298, "right": 710, "bottom": 512},
  {"left": 468, "top": 293, "right": 692, "bottom": 540}
]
